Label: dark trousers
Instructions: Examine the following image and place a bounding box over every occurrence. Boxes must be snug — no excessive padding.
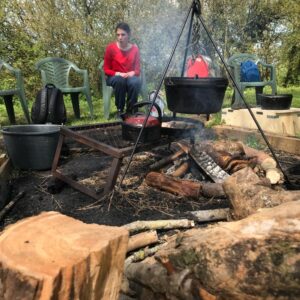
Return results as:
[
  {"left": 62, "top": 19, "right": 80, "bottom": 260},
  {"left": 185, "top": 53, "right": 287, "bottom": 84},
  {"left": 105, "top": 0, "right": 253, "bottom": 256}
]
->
[{"left": 106, "top": 76, "right": 141, "bottom": 111}]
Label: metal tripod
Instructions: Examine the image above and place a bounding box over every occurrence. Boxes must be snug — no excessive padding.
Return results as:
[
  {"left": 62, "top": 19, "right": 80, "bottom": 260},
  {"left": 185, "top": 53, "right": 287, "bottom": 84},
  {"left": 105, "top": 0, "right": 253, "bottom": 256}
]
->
[{"left": 118, "top": 0, "right": 292, "bottom": 188}]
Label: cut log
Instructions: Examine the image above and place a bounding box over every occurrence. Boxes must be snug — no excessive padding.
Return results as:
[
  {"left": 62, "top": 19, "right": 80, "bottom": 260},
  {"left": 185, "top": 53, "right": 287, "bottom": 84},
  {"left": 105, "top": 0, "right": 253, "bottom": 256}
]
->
[
  {"left": 265, "top": 167, "right": 282, "bottom": 184},
  {"left": 127, "top": 230, "right": 158, "bottom": 252},
  {"left": 123, "top": 219, "right": 195, "bottom": 234},
  {"left": 240, "top": 144, "right": 277, "bottom": 169},
  {"left": 145, "top": 171, "right": 225, "bottom": 198},
  {"left": 0, "top": 211, "right": 129, "bottom": 300},
  {"left": 145, "top": 171, "right": 200, "bottom": 198},
  {"left": 223, "top": 167, "right": 300, "bottom": 219},
  {"left": 124, "top": 201, "right": 300, "bottom": 300},
  {"left": 189, "top": 208, "right": 230, "bottom": 222}
]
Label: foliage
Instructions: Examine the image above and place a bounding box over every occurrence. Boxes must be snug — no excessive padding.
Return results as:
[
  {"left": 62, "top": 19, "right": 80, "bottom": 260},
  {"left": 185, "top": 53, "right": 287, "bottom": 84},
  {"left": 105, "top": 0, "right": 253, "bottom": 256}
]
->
[{"left": 0, "top": 0, "right": 299, "bottom": 114}]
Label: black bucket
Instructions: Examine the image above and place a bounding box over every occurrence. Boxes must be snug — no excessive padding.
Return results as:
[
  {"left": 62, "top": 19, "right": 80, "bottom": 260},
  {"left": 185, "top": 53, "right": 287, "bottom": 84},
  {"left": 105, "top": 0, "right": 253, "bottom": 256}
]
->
[
  {"left": 164, "top": 77, "right": 228, "bottom": 114},
  {"left": 1, "top": 125, "right": 60, "bottom": 170}
]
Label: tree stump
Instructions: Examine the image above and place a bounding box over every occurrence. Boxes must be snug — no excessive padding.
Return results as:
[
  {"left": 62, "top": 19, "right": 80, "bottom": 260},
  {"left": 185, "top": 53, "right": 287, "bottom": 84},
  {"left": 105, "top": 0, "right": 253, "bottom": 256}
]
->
[{"left": 0, "top": 211, "right": 129, "bottom": 300}]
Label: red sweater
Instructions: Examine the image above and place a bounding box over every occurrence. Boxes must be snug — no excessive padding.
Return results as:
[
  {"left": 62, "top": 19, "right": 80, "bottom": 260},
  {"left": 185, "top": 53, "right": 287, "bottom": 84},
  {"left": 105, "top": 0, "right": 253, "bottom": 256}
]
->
[{"left": 103, "top": 42, "right": 141, "bottom": 76}]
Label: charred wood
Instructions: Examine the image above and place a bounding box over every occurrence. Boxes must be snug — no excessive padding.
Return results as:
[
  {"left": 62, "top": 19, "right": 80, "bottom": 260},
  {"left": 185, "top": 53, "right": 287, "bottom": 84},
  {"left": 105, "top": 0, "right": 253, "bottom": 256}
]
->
[
  {"left": 149, "top": 150, "right": 185, "bottom": 171},
  {"left": 0, "top": 191, "right": 25, "bottom": 222}
]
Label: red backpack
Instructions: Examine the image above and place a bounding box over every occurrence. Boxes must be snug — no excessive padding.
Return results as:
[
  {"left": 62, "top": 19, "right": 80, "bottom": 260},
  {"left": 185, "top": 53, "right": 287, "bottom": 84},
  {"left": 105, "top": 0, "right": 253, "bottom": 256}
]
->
[{"left": 186, "top": 55, "right": 209, "bottom": 78}]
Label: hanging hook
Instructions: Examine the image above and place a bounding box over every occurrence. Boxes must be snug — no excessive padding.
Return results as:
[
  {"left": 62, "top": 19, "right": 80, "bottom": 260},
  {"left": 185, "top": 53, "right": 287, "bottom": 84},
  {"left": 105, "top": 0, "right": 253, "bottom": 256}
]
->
[{"left": 193, "top": 0, "right": 201, "bottom": 16}]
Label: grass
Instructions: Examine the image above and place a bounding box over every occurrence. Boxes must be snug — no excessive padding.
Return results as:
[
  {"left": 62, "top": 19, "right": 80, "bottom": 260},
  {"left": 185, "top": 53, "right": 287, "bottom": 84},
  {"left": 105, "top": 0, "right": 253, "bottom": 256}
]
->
[{"left": 0, "top": 85, "right": 299, "bottom": 127}]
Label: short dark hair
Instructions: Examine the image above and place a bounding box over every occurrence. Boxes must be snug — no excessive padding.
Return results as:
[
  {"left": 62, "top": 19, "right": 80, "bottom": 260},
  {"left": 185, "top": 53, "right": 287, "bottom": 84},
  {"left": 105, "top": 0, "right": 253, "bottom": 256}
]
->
[{"left": 115, "top": 22, "right": 131, "bottom": 35}]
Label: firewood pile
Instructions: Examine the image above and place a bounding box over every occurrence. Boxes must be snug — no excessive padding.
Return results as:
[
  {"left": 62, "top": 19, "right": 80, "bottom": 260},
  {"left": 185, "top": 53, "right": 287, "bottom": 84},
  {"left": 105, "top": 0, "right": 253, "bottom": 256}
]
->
[
  {"left": 120, "top": 139, "right": 300, "bottom": 300},
  {"left": 145, "top": 139, "right": 283, "bottom": 200}
]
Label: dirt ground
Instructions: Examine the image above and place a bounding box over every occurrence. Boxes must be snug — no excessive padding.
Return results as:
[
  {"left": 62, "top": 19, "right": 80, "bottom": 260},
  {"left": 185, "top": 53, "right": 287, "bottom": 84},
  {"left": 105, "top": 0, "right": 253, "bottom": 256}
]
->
[{"left": 0, "top": 130, "right": 299, "bottom": 231}]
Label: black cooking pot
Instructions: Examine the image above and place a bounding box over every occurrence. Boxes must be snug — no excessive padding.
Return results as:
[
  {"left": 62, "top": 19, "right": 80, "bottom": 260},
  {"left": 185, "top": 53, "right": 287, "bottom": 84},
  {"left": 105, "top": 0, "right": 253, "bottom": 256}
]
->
[
  {"left": 121, "top": 101, "right": 162, "bottom": 143},
  {"left": 164, "top": 77, "right": 228, "bottom": 114},
  {"left": 258, "top": 94, "right": 293, "bottom": 110}
]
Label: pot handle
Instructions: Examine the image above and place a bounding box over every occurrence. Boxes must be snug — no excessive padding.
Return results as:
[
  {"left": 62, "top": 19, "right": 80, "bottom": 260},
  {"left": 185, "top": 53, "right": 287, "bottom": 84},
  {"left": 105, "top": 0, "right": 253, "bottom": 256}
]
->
[{"left": 129, "top": 101, "right": 162, "bottom": 123}]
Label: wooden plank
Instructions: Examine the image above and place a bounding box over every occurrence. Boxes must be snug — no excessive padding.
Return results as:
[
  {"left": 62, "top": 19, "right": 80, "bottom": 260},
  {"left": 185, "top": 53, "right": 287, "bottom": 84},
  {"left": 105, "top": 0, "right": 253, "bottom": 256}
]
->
[
  {"left": 221, "top": 107, "right": 300, "bottom": 136},
  {"left": 213, "top": 125, "right": 300, "bottom": 155}
]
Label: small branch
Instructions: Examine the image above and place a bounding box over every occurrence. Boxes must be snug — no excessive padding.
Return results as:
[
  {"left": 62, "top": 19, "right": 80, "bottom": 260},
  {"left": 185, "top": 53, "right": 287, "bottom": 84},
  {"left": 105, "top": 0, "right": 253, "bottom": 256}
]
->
[
  {"left": 127, "top": 230, "right": 159, "bottom": 252},
  {"left": 123, "top": 219, "right": 195, "bottom": 234},
  {"left": 0, "top": 191, "right": 25, "bottom": 221},
  {"left": 125, "top": 245, "right": 161, "bottom": 266}
]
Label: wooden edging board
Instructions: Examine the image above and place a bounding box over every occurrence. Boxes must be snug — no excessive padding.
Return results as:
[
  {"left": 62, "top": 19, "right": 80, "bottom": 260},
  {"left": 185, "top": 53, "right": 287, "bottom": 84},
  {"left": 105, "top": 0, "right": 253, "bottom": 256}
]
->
[{"left": 213, "top": 125, "right": 300, "bottom": 156}]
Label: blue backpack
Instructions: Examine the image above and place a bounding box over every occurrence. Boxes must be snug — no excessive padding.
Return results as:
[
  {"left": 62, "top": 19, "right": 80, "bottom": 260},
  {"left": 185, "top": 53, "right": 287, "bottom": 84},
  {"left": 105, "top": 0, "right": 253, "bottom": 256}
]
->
[{"left": 240, "top": 60, "right": 260, "bottom": 82}]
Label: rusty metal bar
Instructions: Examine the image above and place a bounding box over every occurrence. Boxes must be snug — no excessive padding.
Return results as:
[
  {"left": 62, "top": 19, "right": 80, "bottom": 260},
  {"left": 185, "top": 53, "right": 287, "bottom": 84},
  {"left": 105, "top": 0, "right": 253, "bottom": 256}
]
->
[
  {"left": 104, "top": 157, "right": 123, "bottom": 194},
  {"left": 51, "top": 123, "right": 174, "bottom": 200},
  {"left": 53, "top": 169, "right": 100, "bottom": 200},
  {"left": 60, "top": 126, "right": 124, "bottom": 158}
]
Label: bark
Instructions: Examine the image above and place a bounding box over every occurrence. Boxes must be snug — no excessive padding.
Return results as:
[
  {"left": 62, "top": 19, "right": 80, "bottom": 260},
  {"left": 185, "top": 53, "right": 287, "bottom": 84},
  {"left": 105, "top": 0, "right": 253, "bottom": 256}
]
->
[
  {"left": 145, "top": 172, "right": 225, "bottom": 199},
  {"left": 123, "top": 219, "right": 195, "bottom": 234},
  {"left": 125, "top": 201, "right": 300, "bottom": 300},
  {"left": 223, "top": 167, "right": 300, "bottom": 219},
  {"left": 0, "top": 211, "right": 129, "bottom": 300},
  {"left": 127, "top": 230, "right": 158, "bottom": 252}
]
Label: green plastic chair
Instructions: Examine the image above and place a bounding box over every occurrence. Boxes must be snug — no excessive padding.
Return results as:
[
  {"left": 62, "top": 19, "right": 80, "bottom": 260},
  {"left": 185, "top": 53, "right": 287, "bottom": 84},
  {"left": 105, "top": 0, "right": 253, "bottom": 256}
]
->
[
  {"left": 227, "top": 53, "right": 277, "bottom": 108},
  {"left": 35, "top": 57, "right": 94, "bottom": 118},
  {"left": 0, "top": 60, "right": 30, "bottom": 124},
  {"left": 99, "top": 61, "right": 148, "bottom": 119}
]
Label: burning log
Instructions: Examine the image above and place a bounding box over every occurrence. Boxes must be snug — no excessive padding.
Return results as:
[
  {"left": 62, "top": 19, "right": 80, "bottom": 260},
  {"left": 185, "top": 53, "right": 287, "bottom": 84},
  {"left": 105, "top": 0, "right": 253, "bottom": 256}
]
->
[
  {"left": 145, "top": 171, "right": 226, "bottom": 199},
  {"left": 124, "top": 200, "right": 300, "bottom": 299},
  {"left": 127, "top": 230, "right": 158, "bottom": 252},
  {"left": 123, "top": 219, "right": 195, "bottom": 234},
  {"left": 194, "top": 140, "right": 282, "bottom": 184},
  {"left": 223, "top": 167, "right": 300, "bottom": 219}
]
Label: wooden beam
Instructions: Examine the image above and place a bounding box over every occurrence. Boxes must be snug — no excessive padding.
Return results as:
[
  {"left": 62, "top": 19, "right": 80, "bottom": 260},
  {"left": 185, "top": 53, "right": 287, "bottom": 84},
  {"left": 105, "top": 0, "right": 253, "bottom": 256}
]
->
[{"left": 213, "top": 125, "right": 300, "bottom": 155}]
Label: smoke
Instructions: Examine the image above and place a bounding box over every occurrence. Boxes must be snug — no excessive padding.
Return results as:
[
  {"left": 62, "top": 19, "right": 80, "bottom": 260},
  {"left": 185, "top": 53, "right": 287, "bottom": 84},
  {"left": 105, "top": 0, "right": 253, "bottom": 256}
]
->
[{"left": 127, "top": 0, "right": 221, "bottom": 90}]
